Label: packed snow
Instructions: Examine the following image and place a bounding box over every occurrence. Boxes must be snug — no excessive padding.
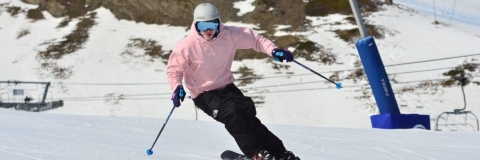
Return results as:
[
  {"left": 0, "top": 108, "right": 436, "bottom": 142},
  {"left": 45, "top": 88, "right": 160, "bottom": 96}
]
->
[{"left": 1, "top": 109, "right": 480, "bottom": 160}]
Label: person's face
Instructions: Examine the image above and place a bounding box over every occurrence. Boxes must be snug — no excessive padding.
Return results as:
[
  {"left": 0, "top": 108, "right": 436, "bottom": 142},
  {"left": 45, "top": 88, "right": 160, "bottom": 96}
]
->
[
  {"left": 201, "top": 30, "right": 216, "bottom": 40},
  {"left": 197, "top": 21, "right": 218, "bottom": 41}
]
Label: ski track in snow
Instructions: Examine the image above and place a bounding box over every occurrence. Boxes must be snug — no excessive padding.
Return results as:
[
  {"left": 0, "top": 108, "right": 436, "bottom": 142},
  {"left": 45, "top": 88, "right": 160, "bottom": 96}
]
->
[
  {"left": 372, "top": 147, "right": 403, "bottom": 160},
  {"left": 397, "top": 148, "right": 436, "bottom": 160},
  {"left": 0, "top": 148, "right": 43, "bottom": 160}
]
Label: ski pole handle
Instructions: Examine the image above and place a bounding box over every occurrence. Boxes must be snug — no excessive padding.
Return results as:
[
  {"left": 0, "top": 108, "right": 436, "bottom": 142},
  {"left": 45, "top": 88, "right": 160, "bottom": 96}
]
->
[
  {"left": 146, "top": 106, "right": 176, "bottom": 156},
  {"left": 293, "top": 60, "right": 342, "bottom": 89}
]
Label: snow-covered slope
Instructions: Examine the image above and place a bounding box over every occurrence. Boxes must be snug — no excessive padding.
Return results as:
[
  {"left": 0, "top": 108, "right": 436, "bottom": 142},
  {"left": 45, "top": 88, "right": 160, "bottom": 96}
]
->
[
  {"left": 1, "top": 109, "right": 480, "bottom": 160},
  {"left": 1, "top": 0, "right": 479, "bottom": 131}
]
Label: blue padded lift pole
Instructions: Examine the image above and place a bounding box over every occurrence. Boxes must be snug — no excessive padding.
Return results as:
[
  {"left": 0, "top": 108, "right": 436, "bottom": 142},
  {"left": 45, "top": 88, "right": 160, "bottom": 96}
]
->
[
  {"left": 349, "top": 0, "right": 429, "bottom": 130},
  {"left": 349, "top": 0, "right": 400, "bottom": 114},
  {"left": 356, "top": 37, "right": 400, "bottom": 114}
]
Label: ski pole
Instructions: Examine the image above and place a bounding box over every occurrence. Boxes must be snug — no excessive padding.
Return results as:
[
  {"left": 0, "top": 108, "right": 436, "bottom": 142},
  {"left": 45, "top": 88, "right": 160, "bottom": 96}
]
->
[
  {"left": 146, "top": 106, "right": 176, "bottom": 156},
  {"left": 292, "top": 60, "right": 343, "bottom": 89}
]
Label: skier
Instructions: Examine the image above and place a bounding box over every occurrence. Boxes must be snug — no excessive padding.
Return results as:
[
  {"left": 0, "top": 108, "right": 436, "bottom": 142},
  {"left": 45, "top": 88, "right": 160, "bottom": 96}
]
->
[{"left": 167, "top": 3, "right": 300, "bottom": 160}]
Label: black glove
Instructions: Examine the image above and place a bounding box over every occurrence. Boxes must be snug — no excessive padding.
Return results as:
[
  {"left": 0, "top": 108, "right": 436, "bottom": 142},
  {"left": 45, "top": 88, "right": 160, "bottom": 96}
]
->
[
  {"left": 172, "top": 85, "right": 186, "bottom": 107},
  {"left": 272, "top": 48, "right": 294, "bottom": 62}
]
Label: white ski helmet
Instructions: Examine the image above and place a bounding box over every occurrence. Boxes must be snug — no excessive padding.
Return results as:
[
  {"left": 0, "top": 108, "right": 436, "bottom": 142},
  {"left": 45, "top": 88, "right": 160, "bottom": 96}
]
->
[{"left": 193, "top": 3, "right": 220, "bottom": 22}]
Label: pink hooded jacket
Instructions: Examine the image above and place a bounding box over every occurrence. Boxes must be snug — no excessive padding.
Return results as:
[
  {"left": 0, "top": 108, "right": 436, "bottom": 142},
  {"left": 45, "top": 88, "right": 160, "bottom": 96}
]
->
[{"left": 166, "top": 19, "right": 277, "bottom": 99}]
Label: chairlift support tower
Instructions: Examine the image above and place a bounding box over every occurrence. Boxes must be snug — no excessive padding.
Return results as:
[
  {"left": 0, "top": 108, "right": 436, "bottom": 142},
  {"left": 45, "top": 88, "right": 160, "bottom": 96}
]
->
[{"left": 0, "top": 80, "right": 63, "bottom": 111}]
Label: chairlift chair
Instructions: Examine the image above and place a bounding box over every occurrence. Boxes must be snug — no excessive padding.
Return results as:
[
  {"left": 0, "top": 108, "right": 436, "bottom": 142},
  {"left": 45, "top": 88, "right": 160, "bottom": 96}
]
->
[{"left": 435, "top": 73, "right": 479, "bottom": 131}]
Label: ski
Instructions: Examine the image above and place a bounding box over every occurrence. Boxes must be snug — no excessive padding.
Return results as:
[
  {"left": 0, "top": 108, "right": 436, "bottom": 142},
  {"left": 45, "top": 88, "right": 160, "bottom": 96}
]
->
[{"left": 221, "top": 150, "right": 247, "bottom": 160}]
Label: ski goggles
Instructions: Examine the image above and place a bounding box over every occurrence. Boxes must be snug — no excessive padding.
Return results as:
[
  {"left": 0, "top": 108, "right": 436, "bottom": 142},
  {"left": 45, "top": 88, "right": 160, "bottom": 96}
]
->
[{"left": 196, "top": 21, "right": 219, "bottom": 32}]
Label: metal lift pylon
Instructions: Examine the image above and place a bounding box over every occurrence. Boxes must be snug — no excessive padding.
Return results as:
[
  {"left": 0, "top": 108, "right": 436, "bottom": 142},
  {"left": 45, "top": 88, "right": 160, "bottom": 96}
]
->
[{"left": 0, "top": 80, "right": 63, "bottom": 112}]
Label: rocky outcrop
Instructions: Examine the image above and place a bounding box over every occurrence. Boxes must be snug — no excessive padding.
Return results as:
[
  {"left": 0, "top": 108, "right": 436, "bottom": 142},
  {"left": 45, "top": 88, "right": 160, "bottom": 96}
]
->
[
  {"left": 100, "top": 0, "right": 195, "bottom": 26},
  {"left": 20, "top": 0, "right": 307, "bottom": 32},
  {"left": 18, "top": 0, "right": 305, "bottom": 29},
  {"left": 20, "top": 0, "right": 200, "bottom": 26}
]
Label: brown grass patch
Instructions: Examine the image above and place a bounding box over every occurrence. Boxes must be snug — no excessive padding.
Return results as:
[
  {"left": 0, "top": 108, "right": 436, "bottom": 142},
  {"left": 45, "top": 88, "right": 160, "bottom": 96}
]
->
[
  {"left": 334, "top": 23, "right": 386, "bottom": 43},
  {"left": 36, "top": 12, "right": 96, "bottom": 79},
  {"left": 233, "top": 66, "right": 263, "bottom": 86},
  {"left": 56, "top": 18, "right": 72, "bottom": 28},
  {"left": 6, "top": 6, "right": 22, "bottom": 16},
  {"left": 38, "top": 12, "right": 96, "bottom": 60},
  {"left": 17, "top": 29, "right": 30, "bottom": 39},
  {"left": 39, "top": 62, "right": 73, "bottom": 79},
  {"left": 122, "top": 38, "right": 170, "bottom": 64},
  {"left": 305, "top": 0, "right": 382, "bottom": 17},
  {"left": 26, "top": 8, "right": 44, "bottom": 20}
]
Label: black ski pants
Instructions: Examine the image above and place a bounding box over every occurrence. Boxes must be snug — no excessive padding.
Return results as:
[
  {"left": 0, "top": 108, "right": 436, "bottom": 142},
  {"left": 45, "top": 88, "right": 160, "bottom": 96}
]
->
[{"left": 193, "top": 83, "right": 286, "bottom": 158}]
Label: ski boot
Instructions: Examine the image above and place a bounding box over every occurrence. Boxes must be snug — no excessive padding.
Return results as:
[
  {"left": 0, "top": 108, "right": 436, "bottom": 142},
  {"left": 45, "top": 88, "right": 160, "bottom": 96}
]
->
[
  {"left": 251, "top": 150, "right": 274, "bottom": 160},
  {"left": 278, "top": 150, "right": 300, "bottom": 160}
]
